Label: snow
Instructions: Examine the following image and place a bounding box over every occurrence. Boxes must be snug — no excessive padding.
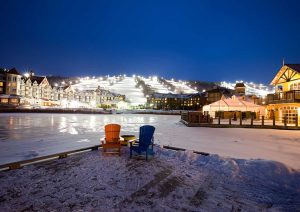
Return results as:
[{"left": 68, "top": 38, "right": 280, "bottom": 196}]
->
[
  {"left": 220, "top": 81, "right": 274, "bottom": 97},
  {"left": 142, "top": 77, "right": 174, "bottom": 93},
  {"left": 1, "top": 113, "right": 300, "bottom": 171},
  {"left": 0, "top": 146, "right": 299, "bottom": 211},
  {"left": 72, "top": 77, "right": 146, "bottom": 106},
  {"left": 167, "top": 80, "right": 198, "bottom": 94}
]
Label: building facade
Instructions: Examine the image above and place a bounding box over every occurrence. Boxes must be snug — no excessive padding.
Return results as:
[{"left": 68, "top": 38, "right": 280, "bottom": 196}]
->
[
  {"left": 266, "top": 64, "right": 300, "bottom": 124},
  {"left": 147, "top": 93, "right": 206, "bottom": 110},
  {"left": 0, "top": 68, "right": 126, "bottom": 108}
]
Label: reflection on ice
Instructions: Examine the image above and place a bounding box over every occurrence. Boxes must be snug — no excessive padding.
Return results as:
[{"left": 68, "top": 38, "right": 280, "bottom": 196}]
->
[
  {"left": 76, "top": 139, "right": 91, "bottom": 143},
  {"left": 0, "top": 113, "right": 166, "bottom": 164},
  {"left": 0, "top": 113, "right": 162, "bottom": 141}
]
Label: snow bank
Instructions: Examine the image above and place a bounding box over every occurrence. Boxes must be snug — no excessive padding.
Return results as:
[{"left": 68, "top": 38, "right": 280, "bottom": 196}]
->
[{"left": 0, "top": 146, "right": 299, "bottom": 211}]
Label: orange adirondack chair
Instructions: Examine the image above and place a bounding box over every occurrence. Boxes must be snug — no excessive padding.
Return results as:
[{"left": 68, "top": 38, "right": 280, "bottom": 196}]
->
[{"left": 100, "top": 124, "right": 124, "bottom": 155}]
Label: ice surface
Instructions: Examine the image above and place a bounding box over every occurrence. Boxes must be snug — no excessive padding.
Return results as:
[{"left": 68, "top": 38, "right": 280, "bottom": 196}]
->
[{"left": 0, "top": 113, "right": 300, "bottom": 170}]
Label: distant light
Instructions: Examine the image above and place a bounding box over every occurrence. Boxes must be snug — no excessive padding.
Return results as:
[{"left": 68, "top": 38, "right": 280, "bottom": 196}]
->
[
  {"left": 202, "top": 89, "right": 206, "bottom": 92},
  {"left": 24, "top": 73, "right": 30, "bottom": 78}
]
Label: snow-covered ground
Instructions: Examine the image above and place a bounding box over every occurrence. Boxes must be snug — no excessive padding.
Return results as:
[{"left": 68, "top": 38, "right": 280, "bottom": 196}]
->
[
  {"left": 1, "top": 113, "right": 300, "bottom": 170},
  {"left": 72, "top": 77, "right": 147, "bottom": 106},
  {"left": 0, "top": 147, "right": 299, "bottom": 211},
  {"left": 167, "top": 79, "right": 198, "bottom": 94},
  {"left": 143, "top": 77, "right": 173, "bottom": 93}
]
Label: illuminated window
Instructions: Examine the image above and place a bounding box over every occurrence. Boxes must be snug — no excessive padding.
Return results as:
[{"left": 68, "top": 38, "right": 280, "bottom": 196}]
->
[
  {"left": 0, "top": 82, "right": 3, "bottom": 86},
  {"left": 10, "top": 99, "right": 18, "bottom": 103},
  {"left": 290, "top": 82, "right": 300, "bottom": 90},
  {"left": 1, "top": 98, "right": 8, "bottom": 103}
]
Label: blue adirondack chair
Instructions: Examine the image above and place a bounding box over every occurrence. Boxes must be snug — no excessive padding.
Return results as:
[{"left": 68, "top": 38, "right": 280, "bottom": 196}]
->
[{"left": 129, "top": 125, "right": 155, "bottom": 161}]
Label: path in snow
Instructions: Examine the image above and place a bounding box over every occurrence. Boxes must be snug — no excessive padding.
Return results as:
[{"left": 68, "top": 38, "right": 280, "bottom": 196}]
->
[{"left": 0, "top": 113, "right": 300, "bottom": 170}]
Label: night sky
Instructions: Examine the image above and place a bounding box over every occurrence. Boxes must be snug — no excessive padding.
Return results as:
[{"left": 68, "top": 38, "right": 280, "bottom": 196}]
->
[{"left": 0, "top": 0, "right": 300, "bottom": 83}]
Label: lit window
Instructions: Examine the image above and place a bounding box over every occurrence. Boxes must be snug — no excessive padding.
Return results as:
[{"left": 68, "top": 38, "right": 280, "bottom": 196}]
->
[{"left": 1, "top": 98, "right": 8, "bottom": 103}]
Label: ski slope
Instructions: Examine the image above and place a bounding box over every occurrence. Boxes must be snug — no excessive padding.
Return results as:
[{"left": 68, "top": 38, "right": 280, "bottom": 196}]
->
[
  {"left": 143, "top": 77, "right": 174, "bottom": 94},
  {"left": 167, "top": 79, "right": 198, "bottom": 94}
]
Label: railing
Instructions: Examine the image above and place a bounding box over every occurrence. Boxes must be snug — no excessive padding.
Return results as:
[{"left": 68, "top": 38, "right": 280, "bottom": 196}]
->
[
  {"left": 181, "top": 111, "right": 213, "bottom": 124},
  {"left": 181, "top": 112, "right": 300, "bottom": 130},
  {"left": 267, "top": 90, "right": 300, "bottom": 104},
  {"left": 0, "top": 145, "right": 101, "bottom": 171}
]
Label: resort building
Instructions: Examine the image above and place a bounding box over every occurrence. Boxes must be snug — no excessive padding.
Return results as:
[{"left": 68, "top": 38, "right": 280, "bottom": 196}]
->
[
  {"left": 0, "top": 68, "right": 6, "bottom": 95},
  {"left": 0, "top": 68, "right": 126, "bottom": 108},
  {"left": 266, "top": 64, "right": 300, "bottom": 124},
  {"left": 206, "top": 87, "right": 233, "bottom": 104},
  {"left": 234, "top": 83, "right": 246, "bottom": 95},
  {"left": 0, "top": 68, "right": 21, "bottom": 106},
  {"left": 147, "top": 93, "right": 206, "bottom": 110}
]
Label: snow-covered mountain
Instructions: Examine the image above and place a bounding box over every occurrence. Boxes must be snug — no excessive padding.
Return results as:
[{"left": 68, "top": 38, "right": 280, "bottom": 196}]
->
[
  {"left": 70, "top": 75, "right": 273, "bottom": 105},
  {"left": 71, "top": 76, "right": 200, "bottom": 105}
]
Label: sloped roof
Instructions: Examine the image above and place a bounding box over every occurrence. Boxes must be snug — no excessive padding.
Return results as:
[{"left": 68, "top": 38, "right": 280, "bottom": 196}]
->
[
  {"left": 209, "top": 97, "right": 261, "bottom": 108},
  {"left": 235, "top": 83, "right": 245, "bottom": 88},
  {"left": 285, "top": 64, "right": 300, "bottom": 73},
  {"left": 30, "top": 76, "right": 46, "bottom": 85},
  {"left": 270, "top": 64, "right": 300, "bottom": 85},
  {"left": 7, "top": 68, "right": 21, "bottom": 75}
]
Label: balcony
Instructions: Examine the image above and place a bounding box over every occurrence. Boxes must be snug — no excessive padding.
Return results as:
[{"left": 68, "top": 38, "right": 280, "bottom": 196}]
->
[{"left": 267, "top": 90, "right": 300, "bottom": 104}]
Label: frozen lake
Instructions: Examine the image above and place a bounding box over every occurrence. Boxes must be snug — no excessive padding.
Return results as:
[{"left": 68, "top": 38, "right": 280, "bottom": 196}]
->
[{"left": 1, "top": 113, "right": 300, "bottom": 170}]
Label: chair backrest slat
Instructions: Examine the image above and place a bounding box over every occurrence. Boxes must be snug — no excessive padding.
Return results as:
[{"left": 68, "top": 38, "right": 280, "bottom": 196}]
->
[
  {"left": 105, "top": 124, "right": 121, "bottom": 142},
  {"left": 139, "top": 125, "right": 155, "bottom": 151}
]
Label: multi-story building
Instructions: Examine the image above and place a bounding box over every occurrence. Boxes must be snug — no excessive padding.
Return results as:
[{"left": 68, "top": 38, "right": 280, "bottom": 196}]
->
[
  {"left": 147, "top": 93, "right": 206, "bottom": 110},
  {"left": 0, "top": 68, "right": 6, "bottom": 94},
  {"left": 266, "top": 64, "right": 300, "bottom": 124},
  {"left": 234, "top": 83, "right": 246, "bottom": 95},
  {"left": 0, "top": 68, "right": 126, "bottom": 108},
  {"left": 5, "top": 68, "right": 22, "bottom": 95},
  {"left": 206, "top": 87, "right": 233, "bottom": 104},
  {"left": 0, "top": 68, "right": 21, "bottom": 106}
]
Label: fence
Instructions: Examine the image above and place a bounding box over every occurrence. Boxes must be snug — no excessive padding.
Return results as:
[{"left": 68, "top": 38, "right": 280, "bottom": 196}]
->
[
  {"left": 0, "top": 145, "right": 101, "bottom": 171},
  {"left": 181, "top": 111, "right": 300, "bottom": 130},
  {"left": 181, "top": 111, "right": 213, "bottom": 126}
]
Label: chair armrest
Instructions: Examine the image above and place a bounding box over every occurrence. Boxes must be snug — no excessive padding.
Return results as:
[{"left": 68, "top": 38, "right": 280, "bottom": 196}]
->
[{"left": 128, "top": 139, "right": 137, "bottom": 147}]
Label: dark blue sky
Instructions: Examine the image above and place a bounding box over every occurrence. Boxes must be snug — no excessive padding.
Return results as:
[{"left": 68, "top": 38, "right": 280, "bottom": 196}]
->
[{"left": 0, "top": 0, "right": 300, "bottom": 83}]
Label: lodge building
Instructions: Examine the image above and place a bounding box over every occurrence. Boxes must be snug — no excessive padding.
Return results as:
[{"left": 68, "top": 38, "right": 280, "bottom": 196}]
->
[
  {"left": 0, "top": 68, "right": 125, "bottom": 108},
  {"left": 147, "top": 93, "right": 206, "bottom": 110},
  {"left": 266, "top": 64, "right": 300, "bottom": 124}
]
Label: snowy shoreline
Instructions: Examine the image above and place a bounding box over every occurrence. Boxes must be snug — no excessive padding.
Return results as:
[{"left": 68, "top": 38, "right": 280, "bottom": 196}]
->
[
  {"left": 1, "top": 113, "right": 300, "bottom": 171},
  {"left": 0, "top": 146, "right": 299, "bottom": 211}
]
